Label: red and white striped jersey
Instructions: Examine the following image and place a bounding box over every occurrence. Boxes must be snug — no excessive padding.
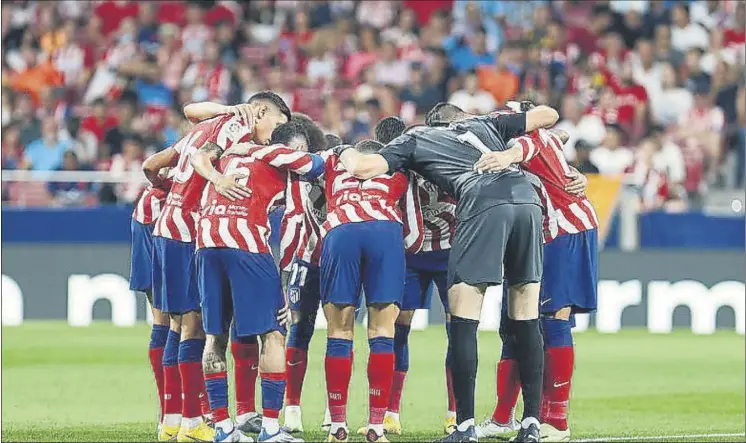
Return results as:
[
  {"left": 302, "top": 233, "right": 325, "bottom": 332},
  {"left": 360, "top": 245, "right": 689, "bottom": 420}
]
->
[
  {"left": 321, "top": 151, "right": 409, "bottom": 237},
  {"left": 154, "top": 114, "right": 253, "bottom": 243},
  {"left": 197, "top": 145, "right": 323, "bottom": 253},
  {"left": 401, "top": 172, "right": 456, "bottom": 254},
  {"left": 132, "top": 186, "right": 169, "bottom": 226},
  {"left": 279, "top": 177, "right": 327, "bottom": 269},
  {"left": 516, "top": 129, "right": 599, "bottom": 242}
]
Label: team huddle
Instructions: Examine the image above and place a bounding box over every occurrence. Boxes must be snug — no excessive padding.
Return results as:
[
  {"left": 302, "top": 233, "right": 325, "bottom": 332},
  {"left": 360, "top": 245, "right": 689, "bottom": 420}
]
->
[{"left": 129, "top": 91, "right": 599, "bottom": 443}]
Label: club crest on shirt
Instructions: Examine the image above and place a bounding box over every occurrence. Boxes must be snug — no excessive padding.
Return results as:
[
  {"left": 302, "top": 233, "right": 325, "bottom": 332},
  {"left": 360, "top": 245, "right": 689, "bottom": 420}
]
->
[{"left": 288, "top": 287, "right": 300, "bottom": 304}]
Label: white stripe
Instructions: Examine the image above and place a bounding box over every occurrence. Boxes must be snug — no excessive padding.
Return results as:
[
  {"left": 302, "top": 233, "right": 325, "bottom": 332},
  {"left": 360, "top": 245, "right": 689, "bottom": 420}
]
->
[
  {"left": 151, "top": 197, "right": 161, "bottom": 221},
  {"left": 236, "top": 219, "right": 259, "bottom": 253},
  {"left": 569, "top": 202, "right": 594, "bottom": 230},
  {"left": 360, "top": 200, "right": 387, "bottom": 221},
  {"left": 555, "top": 208, "right": 579, "bottom": 234},
  {"left": 403, "top": 183, "right": 420, "bottom": 248},
  {"left": 574, "top": 433, "right": 744, "bottom": 443},
  {"left": 343, "top": 205, "right": 364, "bottom": 223},
  {"left": 218, "top": 218, "right": 240, "bottom": 249},
  {"left": 583, "top": 199, "right": 599, "bottom": 226},
  {"left": 200, "top": 218, "right": 216, "bottom": 248},
  {"left": 271, "top": 153, "right": 310, "bottom": 173},
  {"left": 172, "top": 208, "right": 192, "bottom": 242},
  {"left": 160, "top": 207, "right": 174, "bottom": 239},
  {"left": 524, "top": 138, "right": 536, "bottom": 160},
  {"left": 135, "top": 193, "right": 146, "bottom": 221},
  {"left": 256, "top": 225, "right": 270, "bottom": 253},
  {"left": 324, "top": 212, "right": 342, "bottom": 236}
]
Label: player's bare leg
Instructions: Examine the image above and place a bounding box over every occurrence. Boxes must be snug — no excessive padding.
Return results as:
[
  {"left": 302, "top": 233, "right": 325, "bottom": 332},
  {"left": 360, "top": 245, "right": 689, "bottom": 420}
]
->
[
  {"left": 506, "top": 282, "right": 543, "bottom": 443},
  {"left": 202, "top": 334, "right": 250, "bottom": 442},
  {"left": 539, "top": 307, "right": 573, "bottom": 443},
  {"left": 324, "top": 304, "right": 355, "bottom": 442},
  {"left": 176, "top": 311, "right": 213, "bottom": 441},
  {"left": 160, "top": 314, "right": 183, "bottom": 441},
  {"left": 355, "top": 303, "right": 398, "bottom": 443},
  {"left": 256, "top": 330, "right": 301, "bottom": 442},
  {"left": 441, "top": 282, "right": 485, "bottom": 442}
]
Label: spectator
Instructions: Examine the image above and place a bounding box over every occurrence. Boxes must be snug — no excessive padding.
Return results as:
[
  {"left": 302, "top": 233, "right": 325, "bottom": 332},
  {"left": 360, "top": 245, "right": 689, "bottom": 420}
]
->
[
  {"left": 631, "top": 38, "right": 662, "bottom": 94},
  {"left": 649, "top": 61, "right": 694, "bottom": 126},
  {"left": 401, "top": 63, "right": 444, "bottom": 121},
  {"left": 675, "top": 82, "right": 724, "bottom": 185},
  {"left": 234, "top": 64, "right": 264, "bottom": 103},
  {"left": 345, "top": 27, "right": 379, "bottom": 81},
  {"left": 21, "top": 117, "right": 73, "bottom": 171},
  {"left": 374, "top": 41, "right": 411, "bottom": 87},
  {"left": 589, "top": 124, "right": 634, "bottom": 175},
  {"left": 2, "top": 123, "right": 23, "bottom": 170},
  {"left": 426, "top": 48, "right": 458, "bottom": 100},
  {"left": 451, "top": 1, "right": 501, "bottom": 53},
  {"left": 156, "top": 23, "right": 188, "bottom": 92},
  {"left": 14, "top": 94, "right": 43, "bottom": 147},
  {"left": 381, "top": 8, "right": 420, "bottom": 60},
  {"left": 571, "top": 140, "right": 600, "bottom": 174},
  {"left": 265, "top": 64, "right": 295, "bottom": 111},
  {"left": 683, "top": 48, "right": 711, "bottom": 93},
  {"left": 477, "top": 42, "right": 520, "bottom": 106},
  {"left": 648, "top": 125, "right": 687, "bottom": 195},
  {"left": 66, "top": 117, "right": 99, "bottom": 167},
  {"left": 137, "top": 2, "right": 160, "bottom": 55},
  {"left": 690, "top": 0, "right": 728, "bottom": 31},
  {"left": 356, "top": 0, "right": 396, "bottom": 30},
  {"left": 103, "top": 98, "right": 139, "bottom": 158},
  {"left": 48, "top": 151, "right": 94, "bottom": 207},
  {"left": 654, "top": 24, "right": 684, "bottom": 66},
  {"left": 355, "top": 66, "right": 378, "bottom": 104},
  {"left": 555, "top": 95, "right": 607, "bottom": 161},
  {"left": 670, "top": 3, "right": 709, "bottom": 53},
  {"left": 182, "top": 41, "right": 231, "bottom": 103},
  {"left": 446, "top": 28, "right": 495, "bottom": 73},
  {"left": 625, "top": 137, "right": 674, "bottom": 212},
  {"left": 161, "top": 107, "right": 186, "bottom": 151},
  {"left": 321, "top": 98, "right": 347, "bottom": 139},
  {"left": 181, "top": 3, "right": 212, "bottom": 60},
  {"left": 448, "top": 70, "right": 496, "bottom": 115},
  {"left": 723, "top": 2, "right": 745, "bottom": 51},
  {"left": 303, "top": 30, "right": 338, "bottom": 86},
  {"left": 109, "top": 135, "right": 145, "bottom": 203},
  {"left": 81, "top": 98, "right": 118, "bottom": 143}
]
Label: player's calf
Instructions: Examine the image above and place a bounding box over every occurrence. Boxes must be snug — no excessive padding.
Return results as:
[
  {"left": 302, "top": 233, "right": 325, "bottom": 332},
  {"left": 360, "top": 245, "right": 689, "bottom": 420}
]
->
[
  {"left": 231, "top": 328, "right": 261, "bottom": 432},
  {"left": 323, "top": 304, "right": 355, "bottom": 439},
  {"left": 540, "top": 308, "right": 573, "bottom": 439},
  {"left": 202, "top": 334, "right": 231, "bottom": 433},
  {"left": 177, "top": 311, "right": 209, "bottom": 434},
  {"left": 149, "top": 306, "right": 170, "bottom": 423},
  {"left": 257, "top": 330, "right": 302, "bottom": 442},
  {"left": 284, "top": 308, "right": 317, "bottom": 433},
  {"left": 364, "top": 304, "right": 398, "bottom": 440},
  {"left": 160, "top": 317, "right": 183, "bottom": 441}
]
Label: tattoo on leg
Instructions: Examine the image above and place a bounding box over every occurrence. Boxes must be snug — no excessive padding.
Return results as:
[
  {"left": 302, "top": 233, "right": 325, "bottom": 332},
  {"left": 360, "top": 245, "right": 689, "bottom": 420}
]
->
[{"left": 202, "top": 334, "right": 229, "bottom": 374}]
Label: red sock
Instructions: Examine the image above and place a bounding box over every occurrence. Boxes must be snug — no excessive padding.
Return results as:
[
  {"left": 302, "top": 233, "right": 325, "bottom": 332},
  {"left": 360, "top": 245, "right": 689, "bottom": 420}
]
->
[
  {"left": 387, "top": 370, "right": 407, "bottom": 413},
  {"left": 492, "top": 358, "right": 521, "bottom": 424},
  {"left": 368, "top": 351, "right": 395, "bottom": 425},
  {"left": 199, "top": 375, "right": 211, "bottom": 417},
  {"left": 149, "top": 347, "right": 165, "bottom": 418},
  {"left": 286, "top": 347, "right": 308, "bottom": 406},
  {"left": 445, "top": 367, "right": 456, "bottom": 412},
  {"left": 179, "top": 361, "right": 204, "bottom": 419},
  {"left": 325, "top": 354, "right": 353, "bottom": 423},
  {"left": 163, "top": 365, "right": 182, "bottom": 416},
  {"left": 232, "top": 342, "right": 259, "bottom": 416},
  {"left": 541, "top": 346, "right": 574, "bottom": 431}
]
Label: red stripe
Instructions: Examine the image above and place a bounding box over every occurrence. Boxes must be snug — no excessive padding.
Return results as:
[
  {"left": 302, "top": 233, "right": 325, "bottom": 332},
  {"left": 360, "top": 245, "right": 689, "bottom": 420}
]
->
[
  {"left": 260, "top": 372, "right": 286, "bottom": 381},
  {"left": 205, "top": 371, "right": 228, "bottom": 380}
]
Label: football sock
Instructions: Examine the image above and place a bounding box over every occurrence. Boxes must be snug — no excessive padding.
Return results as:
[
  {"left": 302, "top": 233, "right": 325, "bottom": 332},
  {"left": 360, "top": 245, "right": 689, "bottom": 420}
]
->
[
  {"left": 178, "top": 338, "right": 206, "bottom": 427},
  {"left": 260, "top": 372, "right": 286, "bottom": 435},
  {"left": 325, "top": 337, "right": 353, "bottom": 429},
  {"left": 368, "top": 337, "right": 395, "bottom": 432},
  {"left": 231, "top": 329, "right": 259, "bottom": 419},
  {"left": 450, "top": 316, "right": 479, "bottom": 427},
  {"left": 286, "top": 311, "right": 315, "bottom": 407},
  {"left": 388, "top": 323, "right": 410, "bottom": 413},
  {"left": 492, "top": 343, "right": 521, "bottom": 425},
  {"left": 199, "top": 376, "right": 210, "bottom": 418},
  {"left": 149, "top": 324, "right": 168, "bottom": 420},
  {"left": 510, "top": 318, "right": 544, "bottom": 421},
  {"left": 445, "top": 321, "right": 456, "bottom": 414},
  {"left": 162, "top": 329, "right": 182, "bottom": 425},
  {"left": 204, "top": 371, "right": 230, "bottom": 426},
  {"left": 541, "top": 317, "right": 574, "bottom": 431}
]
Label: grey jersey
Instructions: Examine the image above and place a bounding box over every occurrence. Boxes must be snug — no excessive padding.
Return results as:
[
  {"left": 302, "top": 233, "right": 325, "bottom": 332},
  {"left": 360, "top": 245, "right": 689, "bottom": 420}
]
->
[{"left": 379, "top": 113, "right": 541, "bottom": 219}]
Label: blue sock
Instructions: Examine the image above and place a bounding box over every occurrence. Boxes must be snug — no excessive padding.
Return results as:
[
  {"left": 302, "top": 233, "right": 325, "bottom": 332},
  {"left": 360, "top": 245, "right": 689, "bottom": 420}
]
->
[
  {"left": 261, "top": 373, "right": 286, "bottom": 424},
  {"left": 178, "top": 338, "right": 205, "bottom": 364},
  {"left": 163, "top": 330, "right": 181, "bottom": 367},
  {"left": 369, "top": 336, "right": 395, "bottom": 354},
  {"left": 393, "top": 324, "right": 411, "bottom": 372},
  {"left": 288, "top": 309, "right": 316, "bottom": 351},
  {"left": 205, "top": 374, "right": 229, "bottom": 412},
  {"left": 326, "top": 337, "right": 353, "bottom": 357},
  {"left": 541, "top": 317, "right": 573, "bottom": 349},
  {"left": 150, "top": 324, "right": 169, "bottom": 349}
]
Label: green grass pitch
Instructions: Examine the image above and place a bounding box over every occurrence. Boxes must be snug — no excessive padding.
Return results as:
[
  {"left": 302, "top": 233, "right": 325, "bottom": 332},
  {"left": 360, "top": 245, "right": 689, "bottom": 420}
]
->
[{"left": 2, "top": 323, "right": 744, "bottom": 442}]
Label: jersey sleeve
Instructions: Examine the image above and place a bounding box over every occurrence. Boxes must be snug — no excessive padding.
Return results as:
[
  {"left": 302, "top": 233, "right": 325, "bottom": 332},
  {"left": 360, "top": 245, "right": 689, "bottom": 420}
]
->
[
  {"left": 210, "top": 115, "right": 254, "bottom": 150},
  {"left": 400, "top": 172, "right": 425, "bottom": 254},
  {"left": 379, "top": 134, "right": 416, "bottom": 173},
  {"left": 487, "top": 112, "right": 527, "bottom": 141},
  {"left": 245, "top": 144, "right": 324, "bottom": 179}
]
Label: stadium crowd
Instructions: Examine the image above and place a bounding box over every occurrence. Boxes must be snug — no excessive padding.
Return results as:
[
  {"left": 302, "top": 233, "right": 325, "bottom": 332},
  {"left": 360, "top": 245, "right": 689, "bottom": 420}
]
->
[{"left": 1, "top": 0, "right": 744, "bottom": 209}]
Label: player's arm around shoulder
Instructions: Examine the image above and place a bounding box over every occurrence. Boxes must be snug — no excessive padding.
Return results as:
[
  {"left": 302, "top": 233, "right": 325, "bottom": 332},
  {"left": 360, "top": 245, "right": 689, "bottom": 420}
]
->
[
  {"left": 191, "top": 142, "right": 252, "bottom": 202},
  {"left": 183, "top": 101, "right": 253, "bottom": 127},
  {"left": 142, "top": 147, "right": 179, "bottom": 188}
]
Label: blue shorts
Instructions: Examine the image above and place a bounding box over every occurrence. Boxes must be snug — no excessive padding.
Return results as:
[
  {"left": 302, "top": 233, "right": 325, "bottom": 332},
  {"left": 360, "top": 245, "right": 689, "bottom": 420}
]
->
[
  {"left": 321, "top": 220, "right": 405, "bottom": 307},
  {"left": 501, "top": 229, "right": 598, "bottom": 319},
  {"left": 197, "top": 248, "right": 285, "bottom": 337},
  {"left": 288, "top": 259, "right": 321, "bottom": 314},
  {"left": 402, "top": 250, "right": 450, "bottom": 311},
  {"left": 129, "top": 220, "right": 154, "bottom": 293},
  {"left": 152, "top": 236, "right": 200, "bottom": 314}
]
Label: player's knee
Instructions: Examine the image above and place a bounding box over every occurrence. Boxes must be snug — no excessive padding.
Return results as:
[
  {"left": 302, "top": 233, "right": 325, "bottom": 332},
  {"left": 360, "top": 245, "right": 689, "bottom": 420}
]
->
[
  {"left": 368, "top": 304, "right": 399, "bottom": 338},
  {"left": 507, "top": 282, "right": 540, "bottom": 320},
  {"left": 547, "top": 306, "right": 572, "bottom": 321},
  {"left": 541, "top": 315, "right": 573, "bottom": 349},
  {"left": 448, "top": 283, "right": 485, "bottom": 320},
  {"left": 152, "top": 308, "right": 169, "bottom": 326},
  {"left": 180, "top": 311, "right": 205, "bottom": 339}
]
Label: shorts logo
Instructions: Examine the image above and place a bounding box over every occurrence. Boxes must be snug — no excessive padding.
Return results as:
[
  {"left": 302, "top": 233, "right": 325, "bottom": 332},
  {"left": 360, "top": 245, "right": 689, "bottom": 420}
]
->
[{"left": 289, "top": 288, "right": 300, "bottom": 304}]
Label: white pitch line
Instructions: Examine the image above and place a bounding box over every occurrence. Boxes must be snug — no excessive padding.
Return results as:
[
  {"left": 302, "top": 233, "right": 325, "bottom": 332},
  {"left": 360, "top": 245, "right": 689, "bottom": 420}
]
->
[{"left": 574, "top": 433, "right": 745, "bottom": 442}]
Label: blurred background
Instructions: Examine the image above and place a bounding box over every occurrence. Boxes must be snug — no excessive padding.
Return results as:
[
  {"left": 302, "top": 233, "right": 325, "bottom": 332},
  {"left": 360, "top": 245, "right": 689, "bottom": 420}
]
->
[{"left": 1, "top": 0, "right": 744, "bottom": 331}]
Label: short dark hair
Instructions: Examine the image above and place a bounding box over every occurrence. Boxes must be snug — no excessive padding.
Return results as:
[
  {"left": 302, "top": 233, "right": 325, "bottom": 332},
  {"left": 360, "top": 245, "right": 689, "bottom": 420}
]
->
[
  {"left": 270, "top": 120, "right": 308, "bottom": 147},
  {"left": 291, "top": 112, "right": 326, "bottom": 153},
  {"left": 248, "top": 91, "right": 292, "bottom": 123},
  {"left": 425, "top": 102, "right": 466, "bottom": 126},
  {"left": 354, "top": 139, "right": 384, "bottom": 154},
  {"left": 374, "top": 116, "right": 406, "bottom": 144},
  {"left": 325, "top": 133, "right": 343, "bottom": 148}
]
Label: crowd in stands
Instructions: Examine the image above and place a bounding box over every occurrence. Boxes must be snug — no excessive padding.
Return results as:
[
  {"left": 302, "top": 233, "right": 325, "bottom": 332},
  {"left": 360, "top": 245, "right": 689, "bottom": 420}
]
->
[{"left": 2, "top": 0, "right": 744, "bottom": 210}]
